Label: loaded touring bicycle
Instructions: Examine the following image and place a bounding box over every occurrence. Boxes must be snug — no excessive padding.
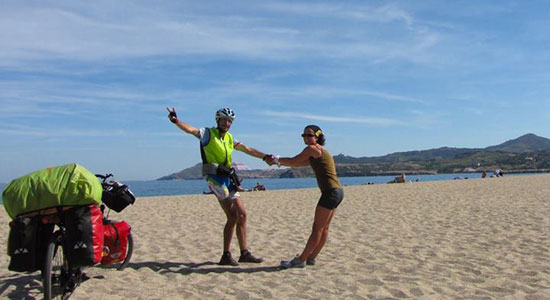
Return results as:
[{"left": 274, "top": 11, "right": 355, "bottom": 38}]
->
[{"left": 3, "top": 163, "right": 136, "bottom": 299}]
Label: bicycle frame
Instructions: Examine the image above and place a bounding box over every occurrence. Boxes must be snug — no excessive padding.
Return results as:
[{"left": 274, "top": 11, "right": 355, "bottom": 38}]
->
[
  {"left": 42, "top": 210, "right": 82, "bottom": 300},
  {"left": 41, "top": 174, "right": 135, "bottom": 299}
]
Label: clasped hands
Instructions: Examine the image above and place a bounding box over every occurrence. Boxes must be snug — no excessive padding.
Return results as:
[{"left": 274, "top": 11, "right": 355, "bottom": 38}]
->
[{"left": 263, "top": 154, "right": 280, "bottom": 167}]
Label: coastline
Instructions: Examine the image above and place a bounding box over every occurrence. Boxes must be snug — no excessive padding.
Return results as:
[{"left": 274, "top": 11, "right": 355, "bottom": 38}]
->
[
  {"left": 1, "top": 174, "right": 549, "bottom": 299},
  {"left": 0, "top": 172, "right": 546, "bottom": 203},
  {"left": 0, "top": 172, "right": 546, "bottom": 202}
]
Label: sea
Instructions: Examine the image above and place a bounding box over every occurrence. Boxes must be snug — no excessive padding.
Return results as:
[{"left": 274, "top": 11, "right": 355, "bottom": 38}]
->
[{"left": 0, "top": 172, "right": 541, "bottom": 204}]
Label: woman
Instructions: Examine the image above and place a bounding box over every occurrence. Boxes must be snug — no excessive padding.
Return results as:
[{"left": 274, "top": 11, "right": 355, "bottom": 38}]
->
[{"left": 268, "top": 125, "right": 344, "bottom": 268}]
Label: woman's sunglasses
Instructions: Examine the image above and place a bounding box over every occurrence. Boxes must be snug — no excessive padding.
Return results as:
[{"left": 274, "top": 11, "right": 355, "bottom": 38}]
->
[{"left": 301, "top": 133, "right": 316, "bottom": 138}]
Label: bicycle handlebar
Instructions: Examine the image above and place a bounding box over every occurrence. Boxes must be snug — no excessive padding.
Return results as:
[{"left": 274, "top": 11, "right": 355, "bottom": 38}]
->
[{"left": 95, "top": 174, "right": 113, "bottom": 183}]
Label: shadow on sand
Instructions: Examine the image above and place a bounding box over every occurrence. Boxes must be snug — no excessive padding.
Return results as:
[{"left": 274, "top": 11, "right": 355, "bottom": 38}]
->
[
  {"left": 0, "top": 262, "right": 280, "bottom": 298},
  {"left": 0, "top": 270, "right": 99, "bottom": 300},
  {"left": 0, "top": 273, "right": 42, "bottom": 300},
  {"left": 126, "top": 261, "right": 282, "bottom": 275}
]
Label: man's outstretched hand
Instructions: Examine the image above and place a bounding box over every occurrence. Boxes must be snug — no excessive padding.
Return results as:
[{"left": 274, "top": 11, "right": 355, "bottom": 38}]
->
[{"left": 167, "top": 107, "right": 178, "bottom": 123}]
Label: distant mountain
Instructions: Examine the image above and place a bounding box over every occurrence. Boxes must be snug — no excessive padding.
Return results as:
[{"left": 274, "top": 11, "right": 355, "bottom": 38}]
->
[
  {"left": 159, "top": 133, "right": 550, "bottom": 180},
  {"left": 484, "top": 133, "right": 550, "bottom": 152},
  {"left": 158, "top": 163, "right": 203, "bottom": 180},
  {"left": 333, "top": 147, "right": 480, "bottom": 164},
  {"left": 158, "top": 163, "right": 287, "bottom": 180},
  {"left": 333, "top": 133, "right": 550, "bottom": 165}
]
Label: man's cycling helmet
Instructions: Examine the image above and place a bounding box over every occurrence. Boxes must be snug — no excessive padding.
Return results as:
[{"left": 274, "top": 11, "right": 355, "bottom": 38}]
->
[
  {"left": 215, "top": 108, "right": 236, "bottom": 122},
  {"left": 102, "top": 181, "right": 136, "bottom": 213}
]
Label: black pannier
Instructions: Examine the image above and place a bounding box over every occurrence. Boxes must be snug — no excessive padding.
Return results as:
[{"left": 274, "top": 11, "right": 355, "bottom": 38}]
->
[
  {"left": 102, "top": 182, "right": 135, "bottom": 213},
  {"left": 8, "top": 217, "right": 54, "bottom": 272}
]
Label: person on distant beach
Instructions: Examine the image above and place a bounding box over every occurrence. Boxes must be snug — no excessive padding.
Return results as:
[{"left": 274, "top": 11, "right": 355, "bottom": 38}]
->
[
  {"left": 252, "top": 182, "right": 266, "bottom": 191},
  {"left": 265, "top": 125, "right": 343, "bottom": 269},
  {"left": 398, "top": 173, "right": 406, "bottom": 183},
  {"left": 167, "top": 107, "right": 267, "bottom": 266},
  {"left": 388, "top": 173, "right": 406, "bottom": 184}
]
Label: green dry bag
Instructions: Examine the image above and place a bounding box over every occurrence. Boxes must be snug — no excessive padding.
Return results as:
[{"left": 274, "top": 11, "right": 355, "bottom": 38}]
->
[{"left": 2, "top": 163, "right": 102, "bottom": 219}]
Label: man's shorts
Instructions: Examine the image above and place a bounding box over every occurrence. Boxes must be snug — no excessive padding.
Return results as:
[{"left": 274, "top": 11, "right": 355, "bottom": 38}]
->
[
  {"left": 317, "top": 188, "right": 344, "bottom": 210},
  {"left": 207, "top": 175, "right": 240, "bottom": 202}
]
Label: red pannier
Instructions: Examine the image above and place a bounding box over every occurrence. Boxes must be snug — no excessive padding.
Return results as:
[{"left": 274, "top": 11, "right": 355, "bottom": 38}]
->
[
  {"left": 101, "top": 220, "right": 131, "bottom": 265},
  {"left": 64, "top": 205, "right": 104, "bottom": 266}
]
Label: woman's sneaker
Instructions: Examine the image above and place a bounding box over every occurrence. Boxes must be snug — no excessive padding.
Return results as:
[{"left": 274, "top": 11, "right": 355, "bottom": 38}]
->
[
  {"left": 219, "top": 252, "right": 239, "bottom": 266},
  {"left": 280, "top": 255, "right": 305, "bottom": 269},
  {"left": 306, "top": 258, "right": 316, "bottom": 266}
]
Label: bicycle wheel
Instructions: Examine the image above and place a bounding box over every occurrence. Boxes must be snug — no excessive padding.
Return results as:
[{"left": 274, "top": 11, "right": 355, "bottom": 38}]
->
[
  {"left": 43, "top": 231, "right": 69, "bottom": 300},
  {"left": 116, "top": 232, "right": 133, "bottom": 271}
]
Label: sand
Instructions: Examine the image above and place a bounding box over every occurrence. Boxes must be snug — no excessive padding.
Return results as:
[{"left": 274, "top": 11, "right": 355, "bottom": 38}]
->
[{"left": 1, "top": 174, "right": 549, "bottom": 299}]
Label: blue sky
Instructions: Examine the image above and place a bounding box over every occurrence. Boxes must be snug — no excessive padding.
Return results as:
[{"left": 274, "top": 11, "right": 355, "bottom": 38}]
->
[{"left": 1, "top": 0, "right": 550, "bottom": 182}]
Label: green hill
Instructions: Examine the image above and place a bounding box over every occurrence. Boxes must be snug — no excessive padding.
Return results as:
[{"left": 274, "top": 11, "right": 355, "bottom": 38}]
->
[
  {"left": 159, "top": 133, "right": 550, "bottom": 180},
  {"left": 485, "top": 133, "right": 550, "bottom": 152}
]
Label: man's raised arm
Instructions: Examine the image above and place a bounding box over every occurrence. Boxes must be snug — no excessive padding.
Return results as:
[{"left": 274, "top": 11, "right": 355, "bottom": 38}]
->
[{"left": 167, "top": 107, "right": 200, "bottom": 137}]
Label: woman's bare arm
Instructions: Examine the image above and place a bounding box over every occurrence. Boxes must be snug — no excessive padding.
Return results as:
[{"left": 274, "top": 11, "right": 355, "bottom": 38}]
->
[{"left": 279, "top": 145, "right": 321, "bottom": 167}]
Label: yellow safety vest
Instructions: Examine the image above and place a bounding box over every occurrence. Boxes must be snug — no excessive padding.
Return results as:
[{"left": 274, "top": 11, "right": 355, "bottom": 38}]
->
[{"left": 200, "top": 127, "right": 234, "bottom": 167}]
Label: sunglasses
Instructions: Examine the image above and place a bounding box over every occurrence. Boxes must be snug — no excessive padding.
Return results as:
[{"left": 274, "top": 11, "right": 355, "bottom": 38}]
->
[{"left": 301, "top": 133, "right": 316, "bottom": 138}]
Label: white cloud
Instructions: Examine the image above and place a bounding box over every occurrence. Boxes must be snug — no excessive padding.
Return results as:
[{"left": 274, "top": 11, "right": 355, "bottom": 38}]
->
[
  {"left": 0, "top": 3, "right": 301, "bottom": 63},
  {"left": 0, "top": 124, "right": 125, "bottom": 137},
  {"left": 0, "top": 1, "right": 444, "bottom": 67},
  {"left": 263, "top": 110, "right": 405, "bottom": 126},
  {"left": 263, "top": 2, "right": 413, "bottom": 25}
]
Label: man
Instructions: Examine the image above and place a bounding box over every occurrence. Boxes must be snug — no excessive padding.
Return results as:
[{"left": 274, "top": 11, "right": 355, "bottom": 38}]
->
[{"left": 167, "top": 107, "right": 268, "bottom": 266}]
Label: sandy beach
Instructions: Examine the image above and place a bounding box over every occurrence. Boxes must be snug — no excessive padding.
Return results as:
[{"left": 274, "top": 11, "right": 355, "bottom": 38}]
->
[{"left": 1, "top": 174, "right": 549, "bottom": 299}]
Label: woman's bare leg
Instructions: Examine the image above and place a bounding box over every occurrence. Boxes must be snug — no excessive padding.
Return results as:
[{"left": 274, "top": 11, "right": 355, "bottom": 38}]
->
[
  {"left": 298, "top": 205, "right": 333, "bottom": 262},
  {"left": 308, "top": 209, "right": 336, "bottom": 260}
]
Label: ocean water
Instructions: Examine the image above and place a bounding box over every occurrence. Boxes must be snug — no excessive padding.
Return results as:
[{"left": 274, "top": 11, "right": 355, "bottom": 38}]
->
[
  {"left": 0, "top": 172, "right": 541, "bottom": 203},
  {"left": 124, "top": 172, "right": 509, "bottom": 197}
]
